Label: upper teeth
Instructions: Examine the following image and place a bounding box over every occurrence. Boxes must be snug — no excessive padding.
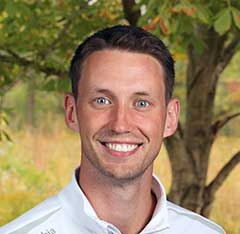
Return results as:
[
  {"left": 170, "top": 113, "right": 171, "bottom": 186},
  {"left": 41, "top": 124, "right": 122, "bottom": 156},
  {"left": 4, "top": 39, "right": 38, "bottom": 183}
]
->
[{"left": 105, "top": 143, "right": 138, "bottom": 152}]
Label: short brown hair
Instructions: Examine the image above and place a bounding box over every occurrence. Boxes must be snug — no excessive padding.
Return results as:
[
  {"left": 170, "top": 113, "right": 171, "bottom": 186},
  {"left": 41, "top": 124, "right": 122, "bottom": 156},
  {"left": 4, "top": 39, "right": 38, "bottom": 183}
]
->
[{"left": 70, "top": 25, "right": 175, "bottom": 101}]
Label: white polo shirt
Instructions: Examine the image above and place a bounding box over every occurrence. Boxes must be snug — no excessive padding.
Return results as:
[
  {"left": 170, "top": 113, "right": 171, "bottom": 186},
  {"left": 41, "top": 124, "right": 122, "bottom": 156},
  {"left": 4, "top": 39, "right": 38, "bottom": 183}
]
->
[{"left": 0, "top": 168, "right": 225, "bottom": 234}]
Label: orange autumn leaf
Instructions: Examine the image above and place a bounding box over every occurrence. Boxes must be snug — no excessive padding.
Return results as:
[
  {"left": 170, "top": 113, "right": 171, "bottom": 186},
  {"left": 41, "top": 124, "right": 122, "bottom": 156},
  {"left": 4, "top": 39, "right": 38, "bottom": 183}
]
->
[
  {"left": 143, "top": 16, "right": 160, "bottom": 31},
  {"left": 159, "top": 17, "right": 167, "bottom": 35},
  {"left": 171, "top": 7, "right": 180, "bottom": 14},
  {"left": 182, "top": 7, "right": 196, "bottom": 17},
  {"left": 171, "top": 6, "right": 196, "bottom": 17}
]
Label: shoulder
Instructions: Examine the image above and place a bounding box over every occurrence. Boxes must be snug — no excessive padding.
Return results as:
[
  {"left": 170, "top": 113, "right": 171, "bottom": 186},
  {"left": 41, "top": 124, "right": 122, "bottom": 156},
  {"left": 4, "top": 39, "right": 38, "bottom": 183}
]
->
[
  {"left": 0, "top": 195, "right": 62, "bottom": 234},
  {"left": 167, "top": 201, "right": 225, "bottom": 234}
]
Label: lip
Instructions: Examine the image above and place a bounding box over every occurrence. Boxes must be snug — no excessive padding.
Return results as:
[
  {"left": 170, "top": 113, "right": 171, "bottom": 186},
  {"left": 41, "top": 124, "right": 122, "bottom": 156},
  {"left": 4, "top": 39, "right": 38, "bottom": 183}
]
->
[{"left": 99, "top": 141, "right": 142, "bottom": 158}]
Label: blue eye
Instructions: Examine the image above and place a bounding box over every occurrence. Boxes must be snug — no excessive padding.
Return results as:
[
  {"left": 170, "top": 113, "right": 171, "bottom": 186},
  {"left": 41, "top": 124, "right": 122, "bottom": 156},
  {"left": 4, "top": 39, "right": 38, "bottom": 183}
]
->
[
  {"left": 95, "top": 97, "right": 111, "bottom": 105},
  {"left": 135, "top": 100, "right": 150, "bottom": 108}
]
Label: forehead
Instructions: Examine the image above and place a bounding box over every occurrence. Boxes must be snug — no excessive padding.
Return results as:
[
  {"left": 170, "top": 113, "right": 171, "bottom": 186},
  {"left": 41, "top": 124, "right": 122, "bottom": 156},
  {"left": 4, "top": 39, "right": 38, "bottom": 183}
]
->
[
  {"left": 79, "top": 49, "right": 165, "bottom": 95},
  {"left": 82, "top": 49, "right": 163, "bottom": 74}
]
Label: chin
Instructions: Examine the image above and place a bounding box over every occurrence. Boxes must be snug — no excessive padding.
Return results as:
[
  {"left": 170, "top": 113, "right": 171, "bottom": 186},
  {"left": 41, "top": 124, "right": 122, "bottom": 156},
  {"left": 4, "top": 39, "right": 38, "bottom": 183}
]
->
[{"left": 97, "top": 163, "right": 151, "bottom": 184}]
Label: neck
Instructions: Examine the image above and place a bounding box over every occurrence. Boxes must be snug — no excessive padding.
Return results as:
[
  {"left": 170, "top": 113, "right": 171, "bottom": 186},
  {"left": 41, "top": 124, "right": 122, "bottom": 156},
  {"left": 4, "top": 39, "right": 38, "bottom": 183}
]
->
[{"left": 79, "top": 161, "right": 156, "bottom": 234}]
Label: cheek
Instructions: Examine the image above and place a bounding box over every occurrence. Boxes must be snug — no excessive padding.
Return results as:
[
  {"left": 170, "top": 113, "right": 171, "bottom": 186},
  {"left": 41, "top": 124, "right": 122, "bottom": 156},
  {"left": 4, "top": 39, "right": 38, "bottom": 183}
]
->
[
  {"left": 138, "top": 115, "right": 166, "bottom": 139},
  {"left": 77, "top": 108, "right": 108, "bottom": 135}
]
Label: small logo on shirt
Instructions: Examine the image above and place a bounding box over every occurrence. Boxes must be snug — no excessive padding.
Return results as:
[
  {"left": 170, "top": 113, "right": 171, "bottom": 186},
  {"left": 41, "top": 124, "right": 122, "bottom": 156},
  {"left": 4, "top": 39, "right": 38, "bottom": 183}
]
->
[{"left": 41, "top": 228, "right": 56, "bottom": 234}]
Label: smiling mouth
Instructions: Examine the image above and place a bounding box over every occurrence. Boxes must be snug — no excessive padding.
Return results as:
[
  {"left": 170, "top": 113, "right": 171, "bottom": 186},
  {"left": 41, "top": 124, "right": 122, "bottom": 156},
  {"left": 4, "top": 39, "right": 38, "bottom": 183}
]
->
[
  {"left": 100, "top": 142, "right": 142, "bottom": 154},
  {"left": 105, "top": 143, "right": 138, "bottom": 152}
]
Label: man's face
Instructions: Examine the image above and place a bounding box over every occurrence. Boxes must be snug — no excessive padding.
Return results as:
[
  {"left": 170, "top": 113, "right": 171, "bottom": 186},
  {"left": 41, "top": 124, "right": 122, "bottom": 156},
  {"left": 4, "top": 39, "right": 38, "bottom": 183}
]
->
[{"left": 65, "top": 49, "right": 179, "bottom": 182}]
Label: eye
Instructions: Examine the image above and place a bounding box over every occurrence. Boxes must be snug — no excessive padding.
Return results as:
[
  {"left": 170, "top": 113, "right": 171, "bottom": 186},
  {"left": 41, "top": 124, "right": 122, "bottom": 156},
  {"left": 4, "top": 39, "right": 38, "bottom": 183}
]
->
[
  {"left": 135, "top": 100, "right": 150, "bottom": 108},
  {"left": 95, "top": 97, "right": 111, "bottom": 105}
]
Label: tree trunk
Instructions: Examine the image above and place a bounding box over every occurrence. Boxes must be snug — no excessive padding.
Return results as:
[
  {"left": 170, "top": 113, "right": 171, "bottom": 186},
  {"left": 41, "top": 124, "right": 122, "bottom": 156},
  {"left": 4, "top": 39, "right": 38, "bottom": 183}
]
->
[
  {"left": 165, "top": 27, "right": 235, "bottom": 216},
  {"left": 121, "top": 0, "right": 240, "bottom": 216}
]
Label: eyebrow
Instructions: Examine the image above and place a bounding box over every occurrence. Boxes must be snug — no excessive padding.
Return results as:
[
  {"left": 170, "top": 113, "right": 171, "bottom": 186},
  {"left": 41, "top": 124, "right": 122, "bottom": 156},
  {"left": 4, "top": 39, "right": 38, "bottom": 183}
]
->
[
  {"left": 133, "top": 91, "right": 151, "bottom": 96},
  {"left": 92, "top": 88, "right": 114, "bottom": 96},
  {"left": 92, "top": 88, "right": 151, "bottom": 96}
]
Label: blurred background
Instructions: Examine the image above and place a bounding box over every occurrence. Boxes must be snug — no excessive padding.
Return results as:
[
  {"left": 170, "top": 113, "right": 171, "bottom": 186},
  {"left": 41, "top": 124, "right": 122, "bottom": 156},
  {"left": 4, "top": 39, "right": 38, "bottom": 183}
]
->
[{"left": 0, "top": 1, "right": 239, "bottom": 233}]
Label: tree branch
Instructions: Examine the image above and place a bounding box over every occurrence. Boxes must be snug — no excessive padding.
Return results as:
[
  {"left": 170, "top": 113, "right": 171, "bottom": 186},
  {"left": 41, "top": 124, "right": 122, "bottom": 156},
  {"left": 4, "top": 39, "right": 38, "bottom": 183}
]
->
[
  {"left": 216, "top": 36, "right": 240, "bottom": 76},
  {"left": 211, "top": 112, "right": 240, "bottom": 135},
  {"left": 0, "top": 49, "right": 67, "bottom": 78},
  {"left": 37, "top": 18, "right": 72, "bottom": 60},
  {"left": 121, "top": 0, "right": 141, "bottom": 26},
  {"left": 206, "top": 151, "right": 240, "bottom": 197}
]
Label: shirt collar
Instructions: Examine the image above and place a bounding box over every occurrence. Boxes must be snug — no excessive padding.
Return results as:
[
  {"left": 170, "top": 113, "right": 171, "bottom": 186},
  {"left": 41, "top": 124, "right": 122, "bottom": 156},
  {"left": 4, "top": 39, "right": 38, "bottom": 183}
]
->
[
  {"left": 141, "top": 174, "right": 170, "bottom": 233},
  {"left": 58, "top": 167, "right": 169, "bottom": 234}
]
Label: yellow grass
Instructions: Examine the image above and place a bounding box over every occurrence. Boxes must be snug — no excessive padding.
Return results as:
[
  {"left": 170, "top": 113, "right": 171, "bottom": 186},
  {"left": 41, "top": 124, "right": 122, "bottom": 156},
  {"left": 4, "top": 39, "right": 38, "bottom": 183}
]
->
[{"left": 0, "top": 119, "right": 239, "bottom": 233}]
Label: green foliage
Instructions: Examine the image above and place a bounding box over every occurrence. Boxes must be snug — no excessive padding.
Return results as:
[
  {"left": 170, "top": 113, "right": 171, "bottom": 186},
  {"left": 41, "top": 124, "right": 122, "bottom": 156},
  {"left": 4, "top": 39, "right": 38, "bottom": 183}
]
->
[
  {"left": 213, "top": 4, "right": 240, "bottom": 35},
  {"left": 214, "top": 8, "right": 232, "bottom": 35},
  {"left": 3, "top": 82, "right": 63, "bottom": 129},
  {"left": 0, "top": 0, "right": 124, "bottom": 138},
  {"left": 138, "top": 0, "right": 240, "bottom": 53},
  {"left": 232, "top": 7, "right": 240, "bottom": 28},
  {"left": 137, "top": 0, "right": 240, "bottom": 134},
  {"left": 0, "top": 0, "right": 124, "bottom": 92}
]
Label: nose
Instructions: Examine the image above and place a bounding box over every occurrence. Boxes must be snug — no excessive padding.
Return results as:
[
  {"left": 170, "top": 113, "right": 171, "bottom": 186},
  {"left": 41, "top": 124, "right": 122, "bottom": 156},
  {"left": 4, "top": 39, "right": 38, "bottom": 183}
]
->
[{"left": 109, "top": 104, "right": 132, "bottom": 134}]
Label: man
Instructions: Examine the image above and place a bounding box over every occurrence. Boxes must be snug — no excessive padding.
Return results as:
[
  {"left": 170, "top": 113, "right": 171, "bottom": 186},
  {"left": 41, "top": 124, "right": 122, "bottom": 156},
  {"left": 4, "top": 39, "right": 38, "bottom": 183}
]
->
[{"left": 0, "top": 25, "right": 225, "bottom": 234}]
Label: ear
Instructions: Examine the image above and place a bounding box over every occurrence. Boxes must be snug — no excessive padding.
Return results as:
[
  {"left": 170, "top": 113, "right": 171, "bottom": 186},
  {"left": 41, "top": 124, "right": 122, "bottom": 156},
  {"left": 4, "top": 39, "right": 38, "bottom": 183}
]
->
[
  {"left": 64, "top": 93, "right": 79, "bottom": 132},
  {"left": 163, "top": 98, "right": 180, "bottom": 138}
]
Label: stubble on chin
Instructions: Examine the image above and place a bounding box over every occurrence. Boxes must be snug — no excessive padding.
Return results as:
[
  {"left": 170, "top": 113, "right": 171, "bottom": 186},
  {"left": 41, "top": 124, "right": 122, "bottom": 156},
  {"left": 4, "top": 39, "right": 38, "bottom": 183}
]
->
[{"left": 83, "top": 150, "right": 157, "bottom": 187}]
